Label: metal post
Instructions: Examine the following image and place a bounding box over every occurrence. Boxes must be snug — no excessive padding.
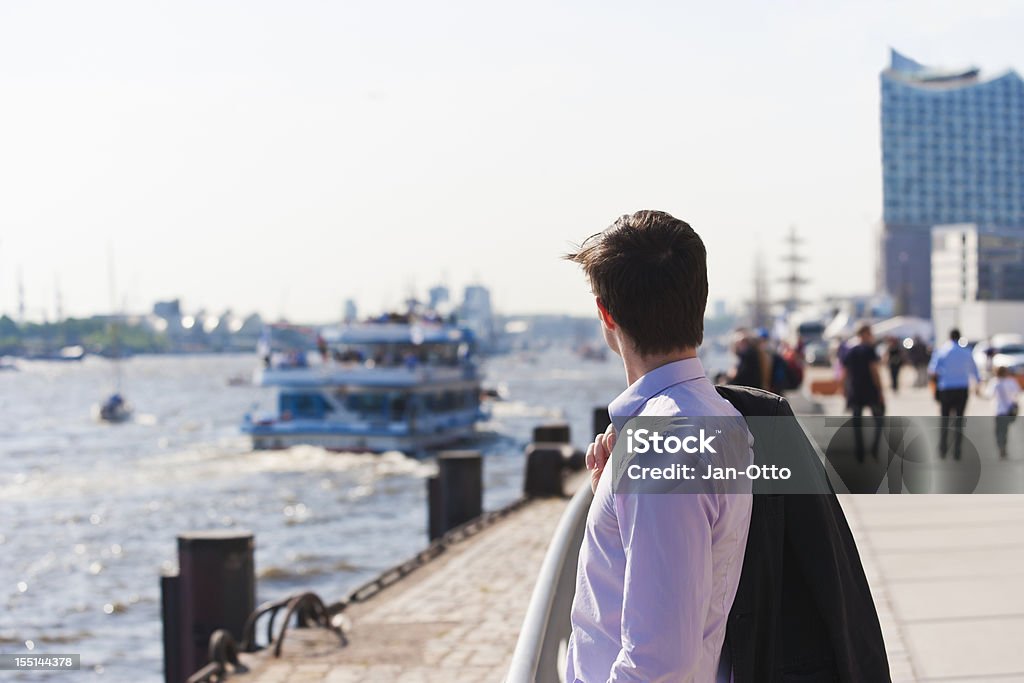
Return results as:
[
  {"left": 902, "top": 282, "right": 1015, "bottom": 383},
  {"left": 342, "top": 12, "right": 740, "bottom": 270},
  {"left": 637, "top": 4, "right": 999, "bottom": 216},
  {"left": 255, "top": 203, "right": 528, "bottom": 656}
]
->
[
  {"left": 532, "top": 422, "right": 570, "bottom": 444},
  {"left": 175, "top": 531, "right": 255, "bottom": 680},
  {"left": 427, "top": 475, "right": 443, "bottom": 541},
  {"left": 161, "top": 574, "right": 181, "bottom": 683},
  {"left": 524, "top": 444, "right": 575, "bottom": 497},
  {"left": 429, "top": 451, "right": 483, "bottom": 540}
]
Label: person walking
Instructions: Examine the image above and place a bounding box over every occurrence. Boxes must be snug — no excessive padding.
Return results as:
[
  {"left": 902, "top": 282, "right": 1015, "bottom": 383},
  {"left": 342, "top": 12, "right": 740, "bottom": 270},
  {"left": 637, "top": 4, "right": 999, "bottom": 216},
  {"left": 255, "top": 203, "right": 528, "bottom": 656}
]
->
[
  {"left": 928, "top": 328, "right": 981, "bottom": 459},
  {"left": 842, "top": 323, "right": 886, "bottom": 461},
  {"left": 885, "top": 336, "right": 905, "bottom": 393},
  {"left": 987, "top": 366, "right": 1021, "bottom": 459},
  {"left": 729, "top": 329, "right": 763, "bottom": 389},
  {"left": 908, "top": 336, "right": 930, "bottom": 387}
]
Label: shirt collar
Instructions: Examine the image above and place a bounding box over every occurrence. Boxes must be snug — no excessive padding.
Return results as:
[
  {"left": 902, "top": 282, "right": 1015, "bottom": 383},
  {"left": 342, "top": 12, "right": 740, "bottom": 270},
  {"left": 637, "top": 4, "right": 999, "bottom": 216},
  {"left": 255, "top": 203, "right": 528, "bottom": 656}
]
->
[{"left": 608, "top": 356, "right": 707, "bottom": 420}]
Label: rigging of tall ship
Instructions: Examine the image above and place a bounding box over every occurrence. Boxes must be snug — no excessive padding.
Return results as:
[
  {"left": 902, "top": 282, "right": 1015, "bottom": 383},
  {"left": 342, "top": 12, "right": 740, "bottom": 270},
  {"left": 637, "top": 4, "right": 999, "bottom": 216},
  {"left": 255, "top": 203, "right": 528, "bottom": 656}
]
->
[{"left": 241, "top": 308, "right": 486, "bottom": 454}]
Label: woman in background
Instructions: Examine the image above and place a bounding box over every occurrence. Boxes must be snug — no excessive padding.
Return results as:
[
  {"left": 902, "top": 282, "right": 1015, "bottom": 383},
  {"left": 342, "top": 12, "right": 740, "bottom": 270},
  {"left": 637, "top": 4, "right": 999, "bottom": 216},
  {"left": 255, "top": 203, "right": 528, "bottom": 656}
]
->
[{"left": 987, "top": 366, "right": 1021, "bottom": 459}]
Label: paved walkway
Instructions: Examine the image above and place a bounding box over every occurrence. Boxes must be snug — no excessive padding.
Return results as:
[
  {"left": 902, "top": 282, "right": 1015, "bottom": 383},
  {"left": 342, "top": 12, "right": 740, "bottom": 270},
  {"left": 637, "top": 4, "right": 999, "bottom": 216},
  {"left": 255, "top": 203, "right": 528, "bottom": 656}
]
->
[
  {"left": 236, "top": 492, "right": 575, "bottom": 683},
  {"left": 817, "top": 369, "right": 1024, "bottom": 681},
  {"left": 844, "top": 494, "right": 1024, "bottom": 682}
]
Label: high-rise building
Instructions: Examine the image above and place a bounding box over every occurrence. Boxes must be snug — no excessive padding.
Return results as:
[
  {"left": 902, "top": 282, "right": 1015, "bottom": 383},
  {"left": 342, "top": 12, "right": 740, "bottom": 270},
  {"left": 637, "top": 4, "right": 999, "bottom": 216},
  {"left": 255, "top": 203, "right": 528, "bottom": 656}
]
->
[
  {"left": 343, "top": 298, "right": 358, "bottom": 323},
  {"left": 461, "top": 285, "right": 494, "bottom": 346},
  {"left": 880, "top": 49, "right": 1024, "bottom": 317},
  {"left": 428, "top": 285, "right": 450, "bottom": 311}
]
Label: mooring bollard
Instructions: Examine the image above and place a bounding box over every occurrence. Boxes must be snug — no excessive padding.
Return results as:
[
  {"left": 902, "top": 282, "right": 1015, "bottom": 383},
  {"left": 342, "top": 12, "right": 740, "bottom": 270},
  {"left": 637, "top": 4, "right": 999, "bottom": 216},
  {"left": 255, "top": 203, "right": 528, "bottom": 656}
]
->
[
  {"left": 524, "top": 443, "right": 576, "bottom": 497},
  {"left": 160, "top": 574, "right": 182, "bottom": 683},
  {"left": 533, "top": 422, "right": 571, "bottom": 444},
  {"left": 162, "top": 530, "right": 255, "bottom": 683},
  {"left": 427, "top": 450, "right": 483, "bottom": 541}
]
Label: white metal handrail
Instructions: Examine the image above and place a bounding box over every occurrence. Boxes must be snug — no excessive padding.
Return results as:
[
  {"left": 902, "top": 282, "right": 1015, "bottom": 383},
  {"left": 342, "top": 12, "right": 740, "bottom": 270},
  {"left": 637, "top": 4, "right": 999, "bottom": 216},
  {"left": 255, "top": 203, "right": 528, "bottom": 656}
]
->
[{"left": 506, "top": 483, "right": 594, "bottom": 683}]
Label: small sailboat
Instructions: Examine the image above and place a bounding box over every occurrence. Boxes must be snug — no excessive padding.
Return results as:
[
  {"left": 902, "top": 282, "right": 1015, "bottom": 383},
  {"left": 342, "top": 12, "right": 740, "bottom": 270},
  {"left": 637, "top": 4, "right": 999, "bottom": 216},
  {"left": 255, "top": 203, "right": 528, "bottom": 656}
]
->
[
  {"left": 94, "top": 248, "right": 134, "bottom": 424},
  {"left": 94, "top": 392, "right": 133, "bottom": 423}
]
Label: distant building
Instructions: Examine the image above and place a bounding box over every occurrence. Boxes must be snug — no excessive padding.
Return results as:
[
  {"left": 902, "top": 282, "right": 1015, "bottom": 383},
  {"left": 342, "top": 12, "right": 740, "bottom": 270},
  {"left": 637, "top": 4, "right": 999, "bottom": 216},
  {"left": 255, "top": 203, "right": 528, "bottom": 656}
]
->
[
  {"left": 460, "top": 285, "right": 494, "bottom": 346},
  {"left": 428, "top": 285, "right": 450, "bottom": 311},
  {"left": 932, "top": 223, "right": 1024, "bottom": 338},
  {"left": 880, "top": 49, "right": 1024, "bottom": 317},
  {"left": 934, "top": 300, "right": 1024, "bottom": 342},
  {"left": 343, "top": 299, "right": 358, "bottom": 323},
  {"left": 152, "top": 299, "right": 182, "bottom": 319}
]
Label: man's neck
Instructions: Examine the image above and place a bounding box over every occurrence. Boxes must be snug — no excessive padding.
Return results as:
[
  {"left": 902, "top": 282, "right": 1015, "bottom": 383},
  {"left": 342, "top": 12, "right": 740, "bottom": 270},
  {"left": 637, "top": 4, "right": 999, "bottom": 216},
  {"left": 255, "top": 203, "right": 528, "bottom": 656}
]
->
[{"left": 621, "top": 347, "right": 699, "bottom": 385}]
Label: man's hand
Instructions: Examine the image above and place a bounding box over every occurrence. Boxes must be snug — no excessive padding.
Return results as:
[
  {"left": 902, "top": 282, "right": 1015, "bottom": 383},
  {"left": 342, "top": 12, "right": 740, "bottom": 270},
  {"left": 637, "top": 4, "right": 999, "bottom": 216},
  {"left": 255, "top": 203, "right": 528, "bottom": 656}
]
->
[{"left": 586, "top": 422, "right": 616, "bottom": 493}]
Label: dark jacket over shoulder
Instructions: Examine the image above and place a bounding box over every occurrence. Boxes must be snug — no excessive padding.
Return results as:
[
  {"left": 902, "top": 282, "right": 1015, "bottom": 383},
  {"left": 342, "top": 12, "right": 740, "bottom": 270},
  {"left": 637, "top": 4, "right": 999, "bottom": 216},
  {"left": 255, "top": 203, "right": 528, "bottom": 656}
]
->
[{"left": 716, "top": 385, "right": 891, "bottom": 683}]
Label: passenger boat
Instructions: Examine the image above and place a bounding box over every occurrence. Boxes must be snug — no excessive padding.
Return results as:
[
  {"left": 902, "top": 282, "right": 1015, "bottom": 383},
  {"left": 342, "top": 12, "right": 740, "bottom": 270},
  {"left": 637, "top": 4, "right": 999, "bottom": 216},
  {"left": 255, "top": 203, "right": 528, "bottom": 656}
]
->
[{"left": 241, "top": 314, "right": 485, "bottom": 454}]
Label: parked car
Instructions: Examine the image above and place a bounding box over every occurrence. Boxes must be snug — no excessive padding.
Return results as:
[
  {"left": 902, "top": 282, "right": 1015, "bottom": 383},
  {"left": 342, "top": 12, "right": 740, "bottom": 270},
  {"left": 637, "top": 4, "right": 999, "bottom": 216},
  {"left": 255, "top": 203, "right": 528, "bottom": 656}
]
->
[
  {"left": 973, "top": 334, "right": 1024, "bottom": 378},
  {"left": 803, "top": 340, "right": 831, "bottom": 367}
]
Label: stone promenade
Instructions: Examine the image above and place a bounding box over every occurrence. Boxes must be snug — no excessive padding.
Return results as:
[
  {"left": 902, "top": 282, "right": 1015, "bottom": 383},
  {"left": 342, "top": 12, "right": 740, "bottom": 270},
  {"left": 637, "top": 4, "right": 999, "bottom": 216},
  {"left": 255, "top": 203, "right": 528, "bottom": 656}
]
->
[
  {"left": 845, "top": 494, "right": 1024, "bottom": 682},
  {"left": 827, "top": 368, "right": 1024, "bottom": 681},
  {"left": 235, "top": 493, "right": 575, "bottom": 683}
]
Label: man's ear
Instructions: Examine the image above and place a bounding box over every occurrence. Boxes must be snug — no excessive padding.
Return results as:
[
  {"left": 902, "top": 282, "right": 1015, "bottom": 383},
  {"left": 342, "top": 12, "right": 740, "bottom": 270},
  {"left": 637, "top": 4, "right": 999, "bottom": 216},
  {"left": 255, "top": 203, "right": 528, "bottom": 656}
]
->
[{"left": 596, "top": 297, "right": 616, "bottom": 330}]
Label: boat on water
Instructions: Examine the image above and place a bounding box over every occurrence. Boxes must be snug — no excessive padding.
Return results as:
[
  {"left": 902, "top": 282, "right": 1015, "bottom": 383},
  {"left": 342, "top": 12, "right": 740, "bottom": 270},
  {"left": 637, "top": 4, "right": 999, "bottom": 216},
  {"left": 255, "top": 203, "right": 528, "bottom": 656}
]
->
[
  {"left": 242, "top": 315, "right": 486, "bottom": 454},
  {"left": 25, "top": 345, "right": 86, "bottom": 362},
  {"left": 95, "top": 254, "right": 134, "bottom": 424},
  {"left": 93, "top": 392, "right": 133, "bottom": 423}
]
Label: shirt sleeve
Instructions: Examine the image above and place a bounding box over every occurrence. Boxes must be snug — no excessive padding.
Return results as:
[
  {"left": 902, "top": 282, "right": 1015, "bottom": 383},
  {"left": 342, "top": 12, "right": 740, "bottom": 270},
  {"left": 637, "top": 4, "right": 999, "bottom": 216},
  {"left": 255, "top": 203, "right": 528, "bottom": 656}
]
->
[
  {"left": 927, "top": 348, "right": 941, "bottom": 374},
  {"left": 968, "top": 353, "right": 980, "bottom": 382},
  {"left": 608, "top": 489, "right": 716, "bottom": 682}
]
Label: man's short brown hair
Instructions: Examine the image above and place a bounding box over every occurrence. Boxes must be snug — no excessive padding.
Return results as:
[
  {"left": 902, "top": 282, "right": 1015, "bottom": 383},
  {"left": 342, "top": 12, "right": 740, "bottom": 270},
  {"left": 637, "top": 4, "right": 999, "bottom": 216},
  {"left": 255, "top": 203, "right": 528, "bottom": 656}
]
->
[{"left": 566, "top": 210, "right": 708, "bottom": 356}]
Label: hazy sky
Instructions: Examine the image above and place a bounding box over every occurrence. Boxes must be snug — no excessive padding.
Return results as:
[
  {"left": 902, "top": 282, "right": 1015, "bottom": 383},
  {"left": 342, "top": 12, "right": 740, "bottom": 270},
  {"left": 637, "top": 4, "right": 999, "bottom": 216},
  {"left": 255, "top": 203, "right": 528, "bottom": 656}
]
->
[{"left": 2, "top": 1, "right": 1023, "bottom": 322}]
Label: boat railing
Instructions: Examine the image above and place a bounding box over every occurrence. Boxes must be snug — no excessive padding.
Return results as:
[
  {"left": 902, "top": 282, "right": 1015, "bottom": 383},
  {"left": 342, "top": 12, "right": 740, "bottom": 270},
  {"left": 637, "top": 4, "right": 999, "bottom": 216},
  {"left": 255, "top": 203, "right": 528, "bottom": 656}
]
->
[
  {"left": 505, "top": 483, "right": 593, "bottom": 683},
  {"left": 257, "top": 364, "right": 471, "bottom": 387}
]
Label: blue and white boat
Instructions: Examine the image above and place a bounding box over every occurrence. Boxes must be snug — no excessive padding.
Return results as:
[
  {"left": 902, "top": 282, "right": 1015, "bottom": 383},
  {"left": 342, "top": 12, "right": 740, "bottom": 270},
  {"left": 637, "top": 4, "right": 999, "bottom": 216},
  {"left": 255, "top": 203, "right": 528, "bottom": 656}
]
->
[{"left": 241, "top": 316, "right": 485, "bottom": 453}]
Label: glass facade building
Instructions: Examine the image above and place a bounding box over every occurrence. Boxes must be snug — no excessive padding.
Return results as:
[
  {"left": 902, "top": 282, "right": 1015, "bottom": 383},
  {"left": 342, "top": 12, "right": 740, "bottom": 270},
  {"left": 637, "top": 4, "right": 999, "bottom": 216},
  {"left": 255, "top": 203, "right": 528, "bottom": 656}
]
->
[{"left": 880, "top": 49, "right": 1024, "bottom": 317}]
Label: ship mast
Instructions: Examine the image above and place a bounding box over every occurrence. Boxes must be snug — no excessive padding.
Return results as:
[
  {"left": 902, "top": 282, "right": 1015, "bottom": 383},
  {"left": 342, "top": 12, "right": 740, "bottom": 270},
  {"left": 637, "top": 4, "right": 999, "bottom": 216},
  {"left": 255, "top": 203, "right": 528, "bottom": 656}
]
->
[{"left": 778, "top": 225, "right": 808, "bottom": 314}]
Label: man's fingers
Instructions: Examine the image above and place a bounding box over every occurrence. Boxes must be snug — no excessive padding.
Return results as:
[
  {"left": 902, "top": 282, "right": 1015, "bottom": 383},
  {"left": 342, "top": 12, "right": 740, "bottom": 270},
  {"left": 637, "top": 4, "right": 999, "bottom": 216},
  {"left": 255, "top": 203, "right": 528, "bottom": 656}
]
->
[
  {"left": 585, "top": 442, "right": 597, "bottom": 470},
  {"left": 593, "top": 435, "right": 610, "bottom": 471}
]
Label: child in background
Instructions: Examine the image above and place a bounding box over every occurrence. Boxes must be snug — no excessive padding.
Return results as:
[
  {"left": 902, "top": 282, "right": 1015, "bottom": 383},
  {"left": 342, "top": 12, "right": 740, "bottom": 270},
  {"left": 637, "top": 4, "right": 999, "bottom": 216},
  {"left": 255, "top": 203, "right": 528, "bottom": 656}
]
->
[{"left": 988, "top": 366, "right": 1021, "bottom": 459}]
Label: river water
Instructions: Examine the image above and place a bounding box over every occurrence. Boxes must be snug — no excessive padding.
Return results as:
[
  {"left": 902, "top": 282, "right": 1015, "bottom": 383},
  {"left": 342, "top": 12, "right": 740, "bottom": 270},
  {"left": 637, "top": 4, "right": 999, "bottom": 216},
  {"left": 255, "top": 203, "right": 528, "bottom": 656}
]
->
[{"left": 0, "top": 349, "right": 642, "bottom": 681}]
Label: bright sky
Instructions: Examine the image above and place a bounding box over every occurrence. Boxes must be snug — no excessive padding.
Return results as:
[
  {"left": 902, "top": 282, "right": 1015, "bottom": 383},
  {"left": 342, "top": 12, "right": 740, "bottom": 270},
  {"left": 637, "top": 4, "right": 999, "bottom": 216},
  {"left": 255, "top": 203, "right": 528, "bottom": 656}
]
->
[{"left": 1, "top": 1, "right": 1022, "bottom": 322}]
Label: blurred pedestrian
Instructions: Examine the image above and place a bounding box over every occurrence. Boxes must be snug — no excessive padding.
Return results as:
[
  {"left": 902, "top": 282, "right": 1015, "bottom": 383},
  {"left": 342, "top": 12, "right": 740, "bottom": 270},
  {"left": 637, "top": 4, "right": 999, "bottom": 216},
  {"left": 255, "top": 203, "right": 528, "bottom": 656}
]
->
[
  {"left": 987, "top": 366, "right": 1021, "bottom": 459},
  {"left": 928, "top": 328, "right": 981, "bottom": 459},
  {"left": 729, "top": 329, "right": 763, "bottom": 389},
  {"left": 781, "top": 342, "right": 805, "bottom": 393},
  {"left": 907, "top": 336, "right": 930, "bottom": 387},
  {"left": 885, "top": 337, "right": 905, "bottom": 393},
  {"left": 842, "top": 323, "right": 886, "bottom": 461},
  {"left": 757, "top": 329, "right": 773, "bottom": 391}
]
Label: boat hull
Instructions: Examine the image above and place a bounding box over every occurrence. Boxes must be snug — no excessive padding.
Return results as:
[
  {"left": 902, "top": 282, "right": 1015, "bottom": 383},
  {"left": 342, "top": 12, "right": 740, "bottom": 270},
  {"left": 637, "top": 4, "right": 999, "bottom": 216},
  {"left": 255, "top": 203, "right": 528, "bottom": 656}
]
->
[{"left": 244, "top": 424, "right": 477, "bottom": 453}]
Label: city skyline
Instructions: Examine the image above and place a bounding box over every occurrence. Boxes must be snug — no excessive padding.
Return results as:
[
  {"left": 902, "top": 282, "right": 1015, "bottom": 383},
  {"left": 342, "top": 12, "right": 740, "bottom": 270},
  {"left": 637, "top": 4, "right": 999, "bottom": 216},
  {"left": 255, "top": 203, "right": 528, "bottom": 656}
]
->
[{"left": 2, "top": 2, "right": 1024, "bottom": 322}]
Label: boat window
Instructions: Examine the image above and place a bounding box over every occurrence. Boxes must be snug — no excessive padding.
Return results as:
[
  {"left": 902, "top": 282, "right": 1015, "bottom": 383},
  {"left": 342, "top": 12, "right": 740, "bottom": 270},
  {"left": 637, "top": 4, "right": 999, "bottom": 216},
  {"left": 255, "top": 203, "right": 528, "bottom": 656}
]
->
[
  {"left": 345, "top": 393, "right": 388, "bottom": 415},
  {"left": 391, "top": 395, "right": 408, "bottom": 420},
  {"left": 280, "top": 393, "right": 332, "bottom": 418}
]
